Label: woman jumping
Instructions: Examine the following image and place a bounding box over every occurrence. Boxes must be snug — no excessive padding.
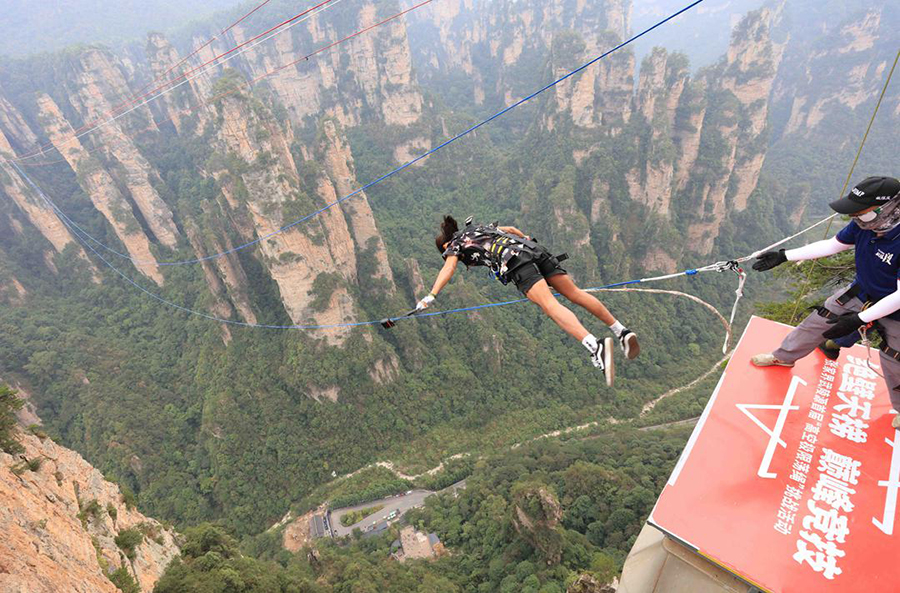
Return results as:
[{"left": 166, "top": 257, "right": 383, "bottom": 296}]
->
[{"left": 415, "top": 216, "right": 639, "bottom": 386}]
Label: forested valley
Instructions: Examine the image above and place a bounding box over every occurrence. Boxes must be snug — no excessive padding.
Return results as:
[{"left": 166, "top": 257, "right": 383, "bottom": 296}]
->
[{"left": 0, "top": 0, "right": 897, "bottom": 591}]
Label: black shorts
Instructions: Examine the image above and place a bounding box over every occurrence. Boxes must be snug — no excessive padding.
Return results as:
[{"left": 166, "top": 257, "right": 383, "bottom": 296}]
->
[{"left": 507, "top": 248, "right": 567, "bottom": 295}]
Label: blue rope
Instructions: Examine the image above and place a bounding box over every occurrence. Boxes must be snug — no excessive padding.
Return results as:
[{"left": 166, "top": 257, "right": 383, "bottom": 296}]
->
[
  {"left": 31, "top": 0, "right": 706, "bottom": 267},
  {"left": 15, "top": 159, "right": 705, "bottom": 331},
  {"left": 12, "top": 161, "right": 384, "bottom": 329}
]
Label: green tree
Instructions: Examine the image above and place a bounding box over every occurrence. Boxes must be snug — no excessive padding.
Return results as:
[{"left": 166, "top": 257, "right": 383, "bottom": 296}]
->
[{"left": 0, "top": 384, "right": 23, "bottom": 455}]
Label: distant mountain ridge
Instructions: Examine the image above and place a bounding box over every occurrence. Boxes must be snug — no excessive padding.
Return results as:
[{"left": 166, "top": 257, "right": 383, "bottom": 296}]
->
[{"left": 0, "top": 0, "right": 245, "bottom": 58}]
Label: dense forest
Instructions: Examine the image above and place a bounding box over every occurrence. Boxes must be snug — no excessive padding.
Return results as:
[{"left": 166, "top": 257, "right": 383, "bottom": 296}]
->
[
  {"left": 0, "top": 0, "right": 897, "bottom": 591},
  {"left": 154, "top": 426, "right": 691, "bottom": 592},
  {"left": 0, "top": 0, "right": 762, "bottom": 537}
]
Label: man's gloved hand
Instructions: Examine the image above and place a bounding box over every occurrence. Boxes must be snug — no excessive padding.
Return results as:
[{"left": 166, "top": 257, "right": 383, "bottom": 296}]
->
[
  {"left": 752, "top": 249, "right": 788, "bottom": 272},
  {"left": 416, "top": 293, "right": 436, "bottom": 311},
  {"left": 823, "top": 313, "right": 865, "bottom": 339}
]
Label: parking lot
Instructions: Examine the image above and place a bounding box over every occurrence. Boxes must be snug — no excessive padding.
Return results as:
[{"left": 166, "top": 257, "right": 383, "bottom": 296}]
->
[{"left": 329, "top": 480, "right": 466, "bottom": 538}]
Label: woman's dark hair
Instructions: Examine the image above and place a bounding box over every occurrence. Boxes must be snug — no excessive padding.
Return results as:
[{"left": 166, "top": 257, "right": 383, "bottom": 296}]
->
[{"left": 435, "top": 215, "right": 459, "bottom": 254}]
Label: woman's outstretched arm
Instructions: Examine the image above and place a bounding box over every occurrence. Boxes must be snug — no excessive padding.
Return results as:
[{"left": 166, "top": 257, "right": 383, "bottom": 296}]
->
[{"left": 418, "top": 255, "right": 459, "bottom": 309}]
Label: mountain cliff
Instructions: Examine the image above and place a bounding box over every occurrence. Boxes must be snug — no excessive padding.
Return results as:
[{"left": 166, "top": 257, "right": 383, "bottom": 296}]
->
[
  {"left": 765, "top": 3, "right": 900, "bottom": 224},
  {"left": 0, "top": 0, "right": 896, "bottom": 546},
  {"left": 407, "top": 1, "right": 785, "bottom": 275},
  {"left": 0, "top": 2, "right": 414, "bottom": 345},
  {"left": 1, "top": 418, "right": 179, "bottom": 592}
]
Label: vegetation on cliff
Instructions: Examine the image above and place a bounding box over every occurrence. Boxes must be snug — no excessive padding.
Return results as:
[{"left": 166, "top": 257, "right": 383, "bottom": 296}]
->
[
  {"left": 0, "top": 5, "right": 895, "bottom": 591},
  {"left": 0, "top": 384, "right": 23, "bottom": 455}
]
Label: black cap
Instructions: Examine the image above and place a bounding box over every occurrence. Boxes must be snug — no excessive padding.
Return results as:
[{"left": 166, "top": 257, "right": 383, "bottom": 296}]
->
[{"left": 829, "top": 176, "right": 900, "bottom": 214}]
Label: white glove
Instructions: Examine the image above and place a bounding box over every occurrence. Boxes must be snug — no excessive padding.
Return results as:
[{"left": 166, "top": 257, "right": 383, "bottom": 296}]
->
[{"left": 416, "top": 294, "right": 436, "bottom": 311}]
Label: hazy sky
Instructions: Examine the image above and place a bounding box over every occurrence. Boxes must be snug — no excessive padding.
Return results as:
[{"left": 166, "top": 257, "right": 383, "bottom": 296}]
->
[
  {"left": 630, "top": 0, "right": 766, "bottom": 69},
  {"left": 0, "top": 0, "right": 765, "bottom": 69},
  {"left": 0, "top": 0, "right": 248, "bottom": 58}
]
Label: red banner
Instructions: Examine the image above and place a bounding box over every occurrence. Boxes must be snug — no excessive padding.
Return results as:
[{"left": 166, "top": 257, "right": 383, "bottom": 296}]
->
[{"left": 650, "top": 316, "right": 899, "bottom": 592}]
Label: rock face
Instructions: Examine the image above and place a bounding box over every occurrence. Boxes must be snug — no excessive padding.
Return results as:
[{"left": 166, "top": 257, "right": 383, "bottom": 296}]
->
[
  {"left": 777, "top": 8, "right": 889, "bottom": 136},
  {"left": 0, "top": 89, "right": 38, "bottom": 149},
  {"left": 35, "top": 94, "right": 166, "bottom": 285},
  {"left": 144, "top": 33, "right": 213, "bottom": 134},
  {"left": 591, "top": 7, "right": 782, "bottom": 262},
  {"left": 0, "top": 131, "right": 78, "bottom": 256},
  {"left": 208, "top": 91, "right": 361, "bottom": 344},
  {"left": 66, "top": 49, "right": 179, "bottom": 250},
  {"left": 319, "top": 120, "right": 395, "bottom": 287},
  {"left": 208, "top": 3, "right": 423, "bottom": 129},
  {"left": 683, "top": 7, "right": 785, "bottom": 252},
  {"left": 766, "top": 3, "right": 899, "bottom": 219},
  {"left": 67, "top": 48, "right": 159, "bottom": 138},
  {"left": 413, "top": 0, "right": 631, "bottom": 121},
  {"left": 0, "top": 263, "right": 27, "bottom": 304},
  {"left": 567, "top": 574, "right": 618, "bottom": 593},
  {"left": 511, "top": 483, "right": 564, "bottom": 565},
  {"left": 0, "top": 96, "right": 98, "bottom": 277},
  {"left": 625, "top": 47, "right": 689, "bottom": 216},
  {"left": 0, "top": 429, "right": 179, "bottom": 592}
]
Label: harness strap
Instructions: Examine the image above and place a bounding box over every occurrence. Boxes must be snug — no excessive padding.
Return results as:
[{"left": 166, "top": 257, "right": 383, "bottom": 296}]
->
[
  {"left": 880, "top": 341, "right": 900, "bottom": 361},
  {"left": 835, "top": 284, "right": 861, "bottom": 306},
  {"left": 815, "top": 284, "right": 869, "bottom": 319},
  {"left": 872, "top": 322, "right": 900, "bottom": 361},
  {"left": 454, "top": 219, "right": 567, "bottom": 281},
  {"left": 815, "top": 306, "right": 841, "bottom": 321}
]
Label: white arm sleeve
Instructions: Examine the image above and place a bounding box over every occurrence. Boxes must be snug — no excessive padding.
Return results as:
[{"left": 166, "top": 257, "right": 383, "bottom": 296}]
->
[
  {"left": 858, "top": 281, "right": 900, "bottom": 323},
  {"left": 785, "top": 237, "right": 853, "bottom": 261}
]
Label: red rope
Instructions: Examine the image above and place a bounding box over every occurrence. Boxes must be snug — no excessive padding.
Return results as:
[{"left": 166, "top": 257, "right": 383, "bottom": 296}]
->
[
  {"left": 18, "top": 0, "right": 434, "bottom": 169},
  {"left": 17, "top": 0, "right": 336, "bottom": 161},
  {"left": 73, "top": 0, "right": 274, "bottom": 134}
]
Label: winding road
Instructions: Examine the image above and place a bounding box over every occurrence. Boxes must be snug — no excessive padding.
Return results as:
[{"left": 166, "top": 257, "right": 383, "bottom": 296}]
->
[{"left": 329, "top": 480, "right": 466, "bottom": 537}]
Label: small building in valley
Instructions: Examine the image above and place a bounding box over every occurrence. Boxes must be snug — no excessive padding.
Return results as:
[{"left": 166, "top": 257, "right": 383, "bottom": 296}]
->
[
  {"left": 309, "top": 514, "right": 327, "bottom": 539},
  {"left": 363, "top": 521, "right": 389, "bottom": 539},
  {"left": 391, "top": 526, "right": 445, "bottom": 562}
]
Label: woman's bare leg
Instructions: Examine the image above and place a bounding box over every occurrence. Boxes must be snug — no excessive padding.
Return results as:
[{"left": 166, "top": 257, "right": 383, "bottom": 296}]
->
[
  {"left": 548, "top": 274, "right": 615, "bottom": 326},
  {"left": 528, "top": 277, "right": 615, "bottom": 381},
  {"left": 525, "top": 278, "right": 590, "bottom": 341},
  {"left": 549, "top": 273, "right": 640, "bottom": 360}
]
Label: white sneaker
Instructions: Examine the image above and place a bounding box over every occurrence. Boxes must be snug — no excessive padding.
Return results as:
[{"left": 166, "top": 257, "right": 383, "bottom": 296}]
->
[
  {"left": 751, "top": 353, "right": 794, "bottom": 368},
  {"left": 591, "top": 337, "right": 615, "bottom": 387},
  {"left": 892, "top": 414, "right": 900, "bottom": 430},
  {"left": 618, "top": 329, "right": 640, "bottom": 360}
]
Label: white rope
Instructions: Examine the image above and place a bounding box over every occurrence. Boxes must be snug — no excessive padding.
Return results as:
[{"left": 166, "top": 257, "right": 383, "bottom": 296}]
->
[{"left": 739, "top": 214, "right": 839, "bottom": 262}]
